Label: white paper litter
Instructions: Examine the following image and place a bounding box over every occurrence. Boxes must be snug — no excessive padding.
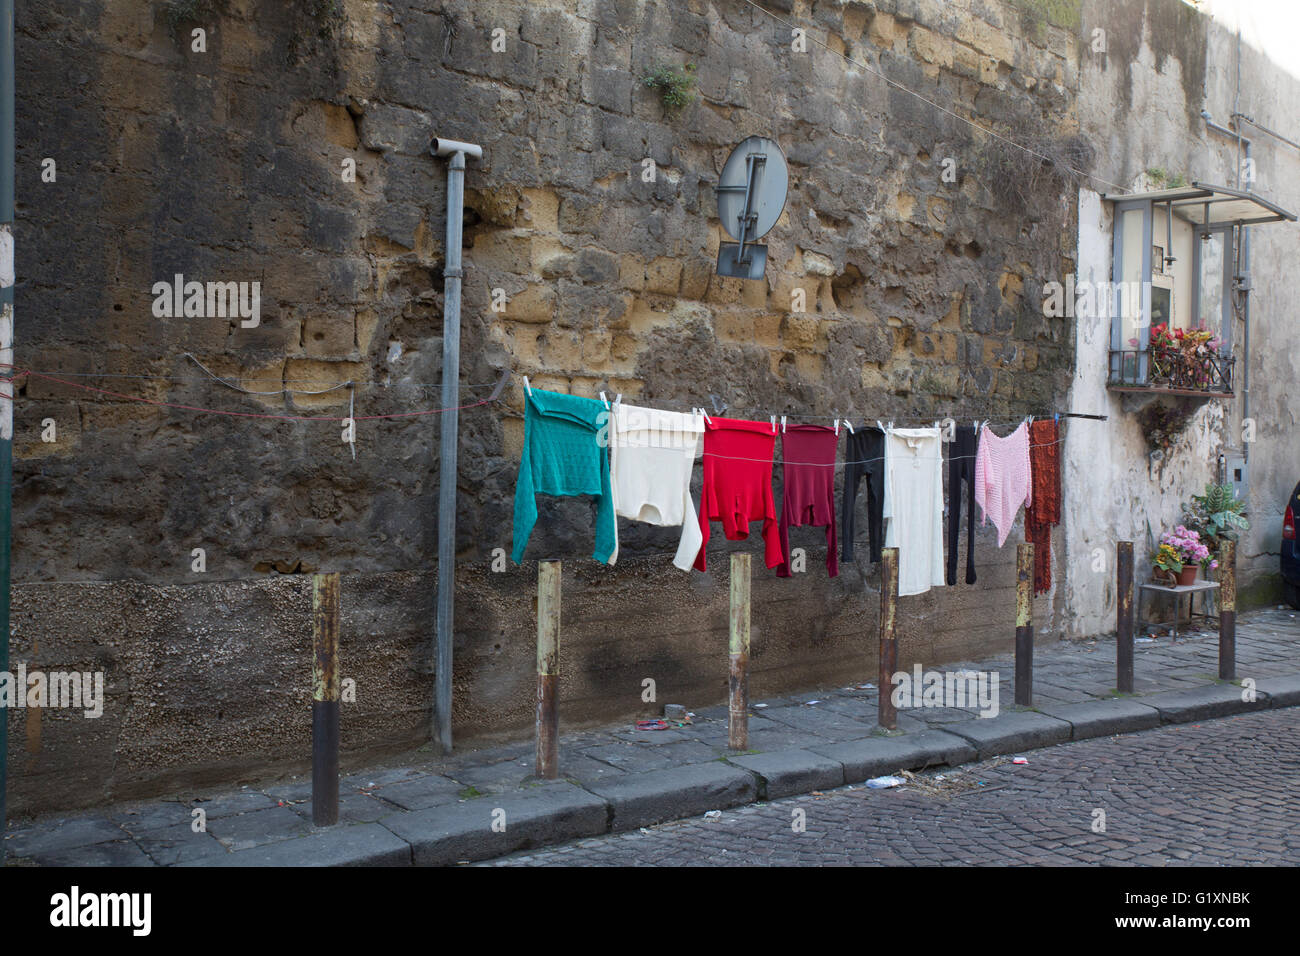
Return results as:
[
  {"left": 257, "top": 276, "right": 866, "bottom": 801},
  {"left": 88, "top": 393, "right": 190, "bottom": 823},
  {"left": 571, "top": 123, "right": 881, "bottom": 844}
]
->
[{"left": 866, "top": 775, "right": 905, "bottom": 789}]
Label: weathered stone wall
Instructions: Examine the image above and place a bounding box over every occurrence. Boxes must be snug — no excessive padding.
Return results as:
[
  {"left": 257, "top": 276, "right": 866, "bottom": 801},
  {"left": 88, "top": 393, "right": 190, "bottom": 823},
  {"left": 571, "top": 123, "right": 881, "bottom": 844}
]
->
[{"left": 9, "top": 0, "right": 1087, "bottom": 813}]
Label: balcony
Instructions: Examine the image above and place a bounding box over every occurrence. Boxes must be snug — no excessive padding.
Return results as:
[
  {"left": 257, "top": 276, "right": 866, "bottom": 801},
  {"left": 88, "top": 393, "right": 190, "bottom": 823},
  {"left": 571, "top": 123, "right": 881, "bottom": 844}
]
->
[{"left": 1108, "top": 338, "right": 1235, "bottom": 399}]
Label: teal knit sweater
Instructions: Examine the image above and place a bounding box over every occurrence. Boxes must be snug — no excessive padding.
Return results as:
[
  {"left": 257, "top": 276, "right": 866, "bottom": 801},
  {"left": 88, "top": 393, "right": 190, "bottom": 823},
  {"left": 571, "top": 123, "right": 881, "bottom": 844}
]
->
[{"left": 512, "top": 388, "right": 617, "bottom": 564}]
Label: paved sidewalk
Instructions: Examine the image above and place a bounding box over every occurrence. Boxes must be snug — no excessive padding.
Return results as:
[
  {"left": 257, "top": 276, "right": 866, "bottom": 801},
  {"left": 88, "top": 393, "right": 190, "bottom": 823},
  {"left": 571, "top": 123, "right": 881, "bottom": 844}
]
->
[{"left": 5, "top": 607, "right": 1300, "bottom": 866}]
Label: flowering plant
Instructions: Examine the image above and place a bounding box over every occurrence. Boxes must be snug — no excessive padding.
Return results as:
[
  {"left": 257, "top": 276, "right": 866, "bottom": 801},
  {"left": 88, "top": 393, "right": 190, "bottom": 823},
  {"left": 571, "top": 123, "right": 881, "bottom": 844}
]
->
[
  {"left": 1146, "top": 323, "right": 1180, "bottom": 380},
  {"left": 1142, "top": 323, "right": 1225, "bottom": 389},
  {"left": 1159, "top": 526, "right": 1211, "bottom": 570},
  {"left": 1152, "top": 543, "right": 1184, "bottom": 574}
]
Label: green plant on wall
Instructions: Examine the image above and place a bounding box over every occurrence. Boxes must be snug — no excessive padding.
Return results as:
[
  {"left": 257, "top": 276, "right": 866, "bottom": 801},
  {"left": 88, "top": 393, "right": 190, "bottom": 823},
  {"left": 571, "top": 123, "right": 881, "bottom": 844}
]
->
[
  {"left": 1183, "top": 482, "right": 1249, "bottom": 555},
  {"left": 1010, "top": 0, "right": 1083, "bottom": 41},
  {"left": 643, "top": 63, "right": 697, "bottom": 112},
  {"left": 1146, "top": 167, "right": 1189, "bottom": 189}
]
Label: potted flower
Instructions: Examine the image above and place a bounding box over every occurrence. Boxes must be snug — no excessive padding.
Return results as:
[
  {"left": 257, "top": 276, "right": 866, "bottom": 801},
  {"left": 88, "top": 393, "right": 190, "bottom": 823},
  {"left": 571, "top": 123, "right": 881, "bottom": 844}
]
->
[
  {"left": 1147, "top": 322, "right": 1179, "bottom": 383},
  {"left": 1154, "top": 526, "right": 1210, "bottom": 586},
  {"left": 1151, "top": 543, "right": 1184, "bottom": 585}
]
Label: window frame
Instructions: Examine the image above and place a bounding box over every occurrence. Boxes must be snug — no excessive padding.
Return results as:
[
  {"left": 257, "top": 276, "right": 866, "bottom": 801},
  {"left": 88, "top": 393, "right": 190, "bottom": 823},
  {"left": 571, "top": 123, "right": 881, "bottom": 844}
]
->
[
  {"left": 1189, "top": 222, "right": 1236, "bottom": 352},
  {"left": 1110, "top": 198, "right": 1153, "bottom": 384}
]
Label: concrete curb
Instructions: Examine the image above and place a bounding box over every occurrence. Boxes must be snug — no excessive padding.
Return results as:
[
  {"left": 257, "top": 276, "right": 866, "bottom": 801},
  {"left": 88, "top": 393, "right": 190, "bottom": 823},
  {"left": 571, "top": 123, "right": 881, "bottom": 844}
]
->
[
  {"left": 1036, "top": 699, "right": 1162, "bottom": 740},
  {"left": 724, "top": 749, "right": 845, "bottom": 799},
  {"left": 807, "top": 730, "right": 976, "bottom": 782},
  {"left": 1143, "top": 684, "right": 1272, "bottom": 723},
  {"left": 1257, "top": 674, "right": 1300, "bottom": 708},
  {"left": 24, "top": 675, "right": 1300, "bottom": 867},
  {"left": 377, "top": 782, "right": 607, "bottom": 866},
  {"left": 943, "top": 710, "right": 1072, "bottom": 758},
  {"left": 584, "top": 762, "right": 757, "bottom": 831},
  {"left": 182, "top": 822, "right": 411, "bottom": 867}
]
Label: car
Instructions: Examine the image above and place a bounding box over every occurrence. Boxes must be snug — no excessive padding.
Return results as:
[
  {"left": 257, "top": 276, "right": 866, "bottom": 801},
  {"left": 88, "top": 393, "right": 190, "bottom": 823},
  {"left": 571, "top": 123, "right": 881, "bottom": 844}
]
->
[{"left": 1283, "top": 479, "right": 1300, "bottom": 609}]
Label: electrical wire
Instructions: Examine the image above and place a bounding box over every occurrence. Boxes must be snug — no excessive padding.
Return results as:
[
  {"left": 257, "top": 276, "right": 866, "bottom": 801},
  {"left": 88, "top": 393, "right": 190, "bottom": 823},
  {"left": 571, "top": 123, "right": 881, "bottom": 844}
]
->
[{"left": 0, "top": 366, "right": 499, "bottom": 422}]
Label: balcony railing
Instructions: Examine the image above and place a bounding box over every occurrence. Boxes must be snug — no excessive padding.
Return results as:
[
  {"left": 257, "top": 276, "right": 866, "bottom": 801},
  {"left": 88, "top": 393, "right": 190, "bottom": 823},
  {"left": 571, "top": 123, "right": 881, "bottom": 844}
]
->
[{"left": 1108, "top": 348, "right": 1235, "bottom": 396}]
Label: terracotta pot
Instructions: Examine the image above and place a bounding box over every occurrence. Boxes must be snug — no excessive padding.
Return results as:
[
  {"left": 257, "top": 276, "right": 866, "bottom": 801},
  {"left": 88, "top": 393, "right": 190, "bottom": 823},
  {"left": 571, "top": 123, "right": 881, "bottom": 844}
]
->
[{"left": 1175, "top": 565, "right": 1198, "bottom": 587}]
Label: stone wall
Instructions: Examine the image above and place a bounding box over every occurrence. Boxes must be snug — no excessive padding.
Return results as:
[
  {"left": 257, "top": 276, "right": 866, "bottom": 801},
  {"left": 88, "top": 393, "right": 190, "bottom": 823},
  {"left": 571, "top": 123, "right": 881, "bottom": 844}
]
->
[{"left": 9, "top": 0, "right": 1087, "bottom": 813}]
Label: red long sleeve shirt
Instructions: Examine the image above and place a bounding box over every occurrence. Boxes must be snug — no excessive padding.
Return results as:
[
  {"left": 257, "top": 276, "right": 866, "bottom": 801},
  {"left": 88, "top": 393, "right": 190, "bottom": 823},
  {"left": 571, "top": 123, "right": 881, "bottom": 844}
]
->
[
  {"left": 776, "top": 424, "right": 839, "bottom": 577},
  {"left": 694, "top": 417, "right": 783, "bottom": 572}
]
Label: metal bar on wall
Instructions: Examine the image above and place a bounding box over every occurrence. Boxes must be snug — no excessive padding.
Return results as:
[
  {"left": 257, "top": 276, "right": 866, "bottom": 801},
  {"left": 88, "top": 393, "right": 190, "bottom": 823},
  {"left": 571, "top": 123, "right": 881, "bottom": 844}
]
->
[
  {"left": 430, "top": 137, "right": 481, "bottom": 754},
  {"left": 0, "top": 0, "right": 14, "bottom": 843}
]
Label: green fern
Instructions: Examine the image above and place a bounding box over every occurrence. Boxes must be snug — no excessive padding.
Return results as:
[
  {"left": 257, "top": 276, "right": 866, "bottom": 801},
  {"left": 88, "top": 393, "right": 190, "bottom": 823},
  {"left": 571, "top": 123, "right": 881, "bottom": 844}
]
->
[
  {"left": 1184, "top": 482, "right": 1249, "bottom": 553},
  {"left": 643, "top": 63, "right": 697, "bottom": 111}
]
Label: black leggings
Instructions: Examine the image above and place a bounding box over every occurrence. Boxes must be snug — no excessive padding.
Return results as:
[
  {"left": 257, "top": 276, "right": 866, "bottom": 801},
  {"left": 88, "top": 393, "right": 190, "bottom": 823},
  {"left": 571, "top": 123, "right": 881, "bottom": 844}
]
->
[
  {"left": 947, "top": 425, "right": 977, "bottom": 585},
  {"left": 841, "top": 427, "right": 885, "bottom": 565}
]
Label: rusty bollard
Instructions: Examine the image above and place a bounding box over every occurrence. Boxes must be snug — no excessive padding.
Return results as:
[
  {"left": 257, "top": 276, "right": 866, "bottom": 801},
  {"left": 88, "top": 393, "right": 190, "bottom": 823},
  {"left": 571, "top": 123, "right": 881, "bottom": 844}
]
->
[
  {"left": 878, "top": 547, "right": 899, "bottom": 730},
  {"left": 535, "top": 560, "right": 561, "bottom": 779},
  {"left": 1219, "top": 540, "right": 1236, "bottom": 680},
  {"left": 1015, "top": 543, "right": 1034, "bottom": 706},
  {"left": 312, "top": 572, "right": 341, "bottom": 827},
  {"left": 1116, "top": 541, "right": 1134, "bottom": 693},
  {"left": 728, "top": 553, "right": 751, "bottom": 750}
]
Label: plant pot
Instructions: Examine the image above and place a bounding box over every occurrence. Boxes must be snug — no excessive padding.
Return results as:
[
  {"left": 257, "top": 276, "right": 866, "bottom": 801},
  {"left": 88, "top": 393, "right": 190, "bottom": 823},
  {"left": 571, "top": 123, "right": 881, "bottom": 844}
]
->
[{"left": 1175, "top": 565, "right": 1198, "bottom": 587}]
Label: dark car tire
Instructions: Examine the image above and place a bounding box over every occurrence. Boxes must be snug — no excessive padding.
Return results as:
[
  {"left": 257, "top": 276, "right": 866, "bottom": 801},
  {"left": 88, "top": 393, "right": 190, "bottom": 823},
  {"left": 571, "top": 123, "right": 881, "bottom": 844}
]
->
[{"left": 1286, "top": 581, "right": 1300, "bottom": 611}]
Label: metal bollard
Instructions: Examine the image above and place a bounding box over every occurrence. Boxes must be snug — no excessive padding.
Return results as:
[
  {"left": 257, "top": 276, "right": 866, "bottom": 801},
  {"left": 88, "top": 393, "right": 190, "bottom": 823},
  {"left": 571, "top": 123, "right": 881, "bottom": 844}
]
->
[
  {"left": 1218, "top": 540, "right": 1236, "bottom": 680},
  {"left": 312, "top": 573, "right": 341, "bottom": 827},
  {"left": 1116, "top": 541, "right": 1134, "bottom": 694},
  {"left": 728, "top": 553, "right": 751, "bottom": 750},
  {"left": 535, "top": 560, "right": 561, "bottom": 779},
  {"left": 1015, "top": 543, "right": 1034, "bottom": 706},
  {"left": 878, "top": 547, "right": 899, "bottom": 730}
]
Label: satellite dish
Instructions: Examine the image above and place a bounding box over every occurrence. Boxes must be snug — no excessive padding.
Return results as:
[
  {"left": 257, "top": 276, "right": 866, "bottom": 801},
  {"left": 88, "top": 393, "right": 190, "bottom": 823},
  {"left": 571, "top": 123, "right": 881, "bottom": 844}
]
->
[{"left": 714, "top": 136, "right": 789, "bottom": 280}]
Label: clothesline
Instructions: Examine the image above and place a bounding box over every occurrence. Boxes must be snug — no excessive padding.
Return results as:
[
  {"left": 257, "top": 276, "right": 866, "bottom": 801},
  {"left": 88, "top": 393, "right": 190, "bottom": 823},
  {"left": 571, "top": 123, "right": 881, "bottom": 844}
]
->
[
  {"left": 514, "top": 384, "right": 1063, "bottom": 597},
  {"left": 520, "top": 372, "right": 1107, "bottom": 429},
  {"left": 2, "top": 364, "right": 509, "bottom": 391},
  {"left": 700, "top": 434, "right": 1067, "bottom": 469}
]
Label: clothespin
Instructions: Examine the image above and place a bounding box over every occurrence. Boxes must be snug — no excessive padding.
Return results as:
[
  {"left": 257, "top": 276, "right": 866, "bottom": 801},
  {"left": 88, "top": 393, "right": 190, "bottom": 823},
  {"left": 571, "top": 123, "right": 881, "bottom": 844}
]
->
[
  {"left": 845, "top": 420, "right": 854, "bottom": 434},
  {"left": 523, "top": 375, "right": 532, "bottom": 396},
  {"left": 833, "top": 418, "right": 839, "bottom": 436},
  {"left": 780, "top": 415, "right": 787, "bottom": 433},
  {"left": 613, "top": 393, "right": 622, "bottom": 409},
  {"left": 770, "top": 415, "right": 777, "bottom": 433},
  {"left": 600, "top": 391, "right": 609, "bottom": 409},
  {"left": 1054, "top": 412, "right": 1060, "bottom": 425}
]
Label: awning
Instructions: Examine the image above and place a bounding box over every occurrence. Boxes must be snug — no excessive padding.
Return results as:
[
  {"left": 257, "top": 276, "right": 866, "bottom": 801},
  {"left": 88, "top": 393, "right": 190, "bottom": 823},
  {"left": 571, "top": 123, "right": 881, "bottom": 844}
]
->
[{"left": 1101, "top": 182, "right": 1297, "bottom": 227}]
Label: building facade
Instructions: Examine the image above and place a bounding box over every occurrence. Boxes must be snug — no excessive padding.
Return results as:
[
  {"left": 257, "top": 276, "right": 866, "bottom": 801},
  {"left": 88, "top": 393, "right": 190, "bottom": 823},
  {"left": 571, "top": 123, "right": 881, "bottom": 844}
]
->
[{"left": 6, "top": 0, "right": 1296, "bottom": 814}]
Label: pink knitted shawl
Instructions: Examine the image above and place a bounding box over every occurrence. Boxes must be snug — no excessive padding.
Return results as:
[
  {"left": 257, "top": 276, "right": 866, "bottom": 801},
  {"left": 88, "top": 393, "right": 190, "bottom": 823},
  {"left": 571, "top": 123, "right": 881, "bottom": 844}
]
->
[{"left": 974, "top": 422, "right": 1032, "bottom": 547}]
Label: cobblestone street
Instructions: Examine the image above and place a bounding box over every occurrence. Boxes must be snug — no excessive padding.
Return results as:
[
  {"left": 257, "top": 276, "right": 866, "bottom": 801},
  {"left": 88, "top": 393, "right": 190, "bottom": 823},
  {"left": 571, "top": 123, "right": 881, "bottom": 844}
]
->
[{"left": 486, "top": 707, "right": 1300, "bottom": 866}]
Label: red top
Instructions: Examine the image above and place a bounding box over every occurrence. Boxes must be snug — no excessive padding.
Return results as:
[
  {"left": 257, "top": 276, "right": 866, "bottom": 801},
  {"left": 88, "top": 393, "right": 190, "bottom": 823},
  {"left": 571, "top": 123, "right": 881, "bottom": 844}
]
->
[
  {"left": 776, "top": 425, "right": 839, "bottom": 577},
  {"left": 693, "top": 417, "right": 783, "bottom": 571}
]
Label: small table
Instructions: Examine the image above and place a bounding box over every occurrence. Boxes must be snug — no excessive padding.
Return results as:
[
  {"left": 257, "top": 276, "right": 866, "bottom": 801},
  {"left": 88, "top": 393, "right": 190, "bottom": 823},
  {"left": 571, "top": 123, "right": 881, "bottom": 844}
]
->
[{"left": 1137, "top": 580, "right": 1220, "bottom": 642}]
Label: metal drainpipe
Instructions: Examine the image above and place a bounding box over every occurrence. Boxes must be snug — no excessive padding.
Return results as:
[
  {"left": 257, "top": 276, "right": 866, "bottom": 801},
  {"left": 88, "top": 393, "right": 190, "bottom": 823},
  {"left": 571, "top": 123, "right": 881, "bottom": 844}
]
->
[
  {"left": 1202, "top": 111, "right": 1252, "bottom": 465},
  {"left": 0, "top": 0, "right": 13, "bottom": 844},
  {"left": 430, "top": 136, "right": 481, "bottom": 754},
  {"left": 1241, "top": 140, "right": 1251, "bottom": 465}
]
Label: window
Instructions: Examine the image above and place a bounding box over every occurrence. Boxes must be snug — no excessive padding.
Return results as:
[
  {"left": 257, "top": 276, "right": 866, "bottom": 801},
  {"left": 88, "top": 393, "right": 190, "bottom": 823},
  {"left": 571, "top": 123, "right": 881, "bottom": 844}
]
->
[{"left": 1103, "top": 183, "right": 1294, "bottom": 396}]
